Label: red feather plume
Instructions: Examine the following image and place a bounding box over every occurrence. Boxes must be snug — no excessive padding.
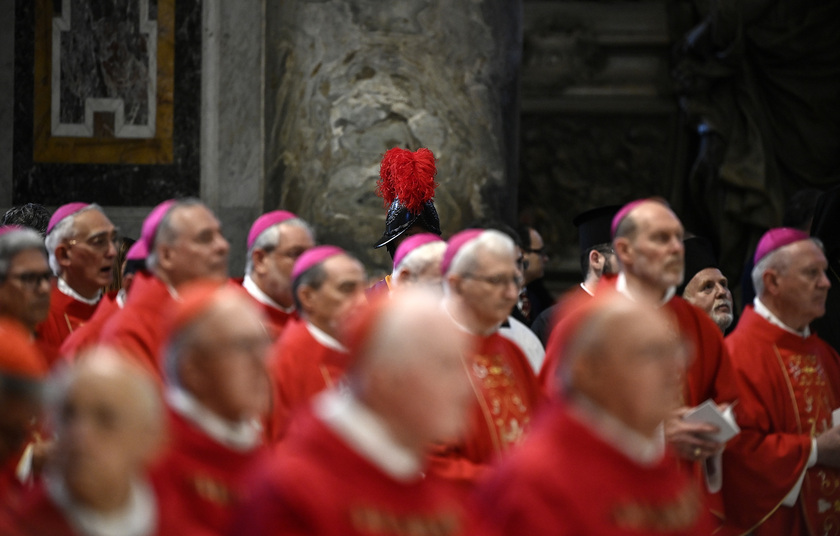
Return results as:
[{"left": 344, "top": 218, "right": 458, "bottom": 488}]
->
[{"left": 376, "top": 148, "right": 438, "bottom": 214}]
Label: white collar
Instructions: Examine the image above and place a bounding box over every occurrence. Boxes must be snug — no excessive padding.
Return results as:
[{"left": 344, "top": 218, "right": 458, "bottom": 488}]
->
[
  {"left": 166, "top": 387, "right": 261, "bottom": 452},
  {"left": 753, "top": 297, "right": 810, "bottom": 338},
  {"left": 242, "top": 275, "right": 295, "bottom": 313},
  {"left": 616, "top": 272, "right": 675, "bottom": 306},
  {"left": 305, "top": 321, "right": 347, "bottom": 353},
  {"left": 580, "top": 282, "right": 595, "bottom": 296},
  {"left": 58, "top": 277, "right": 101, "bottom": 306},
  {"left": 569, "top": 395, "right": 666, "bottom": 466},
  {"left": 314, "top": 389, "right": 424, "bottom": 481},
  {"left": 45, "top": 472, "right": 156, "bottom": 536}
]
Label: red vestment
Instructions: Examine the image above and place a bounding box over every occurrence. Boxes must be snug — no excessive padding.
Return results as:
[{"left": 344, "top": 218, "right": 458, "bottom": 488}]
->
[
  {"left": 59, "top": 292, "right": 120, "bottom": 360},
  {"left": 229, "top": 410, "right": 485, "bottom": 536},
  {"left": 265, "top": 319, "right": 349, "bottom": 441},
  {"left": 0, "top": 475, "right": 193, "bottom": 536},
  {"left": 429, "top": 331, "right": 542, "bottom": 486},
  {"left": 98, "top": 271, "right": 174, "bottom": 381},
  {"left": 476, "top": 403, "right": 714, "bottom": 536},
  {"left": 233, "top": 277, "right": 297, "bottom": 341},
  {"left": 720, "top": 306, "right": 840, "bottom": 535},
  {"left": 150, "top": 409, "right": 266, "bottom": 536},
  {"left": 35, "top": 285, "right": 102, "bottom": 366},
  {"left": 540, "top": 275, "right": 737, "bottom": 408}
]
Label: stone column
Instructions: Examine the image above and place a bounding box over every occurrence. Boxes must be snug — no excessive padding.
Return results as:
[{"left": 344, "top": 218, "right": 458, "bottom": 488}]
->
[{"left": 265, "top": 0, "right": 522, "bottom": 271}]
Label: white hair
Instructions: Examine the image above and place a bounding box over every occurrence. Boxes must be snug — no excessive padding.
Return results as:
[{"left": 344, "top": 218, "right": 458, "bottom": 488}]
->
[
  {"left": 391, "top": 241, "right": 446, "bottom": 281},
  {"left": 145, "top": 198, "right": 203, "bottom": 273},
  {"left": 245, "top": 218, "right": 315, "bottom": 276},
  {"left": 443, "top": 230, "right": 515, "bottom": 298},
  {"left": 752, "top": 237, "right": 824, "bottom": 297},
  {"left": 44, "top": 204, "right": 104, "bottom": 276}
]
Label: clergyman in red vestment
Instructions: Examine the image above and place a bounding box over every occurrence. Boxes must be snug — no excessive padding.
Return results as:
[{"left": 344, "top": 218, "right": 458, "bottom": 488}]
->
[{"left": 720, "top": 228, "right": 840, "bottom": 535}]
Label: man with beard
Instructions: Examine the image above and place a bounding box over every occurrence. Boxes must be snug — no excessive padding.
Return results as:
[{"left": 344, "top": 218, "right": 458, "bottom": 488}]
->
[
  {"left": 38, "top": 203, "right": 118, "bottom": 363},
  {"left": 718, "top": 228, "right": 840, "bottom": 535},
  {"left": 679, "top": 236, "right": 734, "bottom": 333}
]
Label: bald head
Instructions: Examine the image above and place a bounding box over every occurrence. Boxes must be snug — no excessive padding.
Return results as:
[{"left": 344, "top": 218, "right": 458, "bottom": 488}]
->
[
  {"left": 166, "top": 287, "right": 271, "bottom": 423},
  {"left": 562, "top": 294, "right": 686, "bottom": 437},
  {"left": 613, "top": 201, "right": 685, "bottom": 300},
  {"left": 48, "top": 348, "right": 163, "bottom": 511},
  {"left": 348, "top": 289, "right": 473, "bottom": 453}
]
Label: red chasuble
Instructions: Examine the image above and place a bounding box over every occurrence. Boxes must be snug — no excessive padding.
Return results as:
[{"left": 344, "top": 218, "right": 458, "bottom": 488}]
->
[
  {"left": 229, "top": 411, "right": 484, "bottom": 536},
  {"left": 150, "top": 409, "right": 266, "bottom": 536},
  {"left": 540, "top": 275, "right": 737, "bottom": 409},
  {"left": 0, "top": 476, "right": 193, "bottom": 536},
  {"left": 265, "top": 319, "right": 350, "bottom": 442},
  {"left": 428, "top": 331, "right": 542, "bottom": 486},
  {"left": 476, "top": 403, "right": 714, "bottom": 536},
  {"left": 720, "top": 306, "right": 840, "bottom": 535},
  {"left": 59, "top": 292, "right": 120, "bottom": 360},
  {"left": 98, "top": 271, "right": 175, "bottom": 381},
  {"left": 35, "top": 285, "right": 103, "bottom": 366}
]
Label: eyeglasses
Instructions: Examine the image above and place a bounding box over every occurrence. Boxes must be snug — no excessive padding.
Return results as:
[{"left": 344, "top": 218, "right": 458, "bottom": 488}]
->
[
  {"left": 4, "top": 271, "right": 55, "bottom": 290},
  {"left": 67, "top": 230, "right": 120, "bottom": 253},
  {"left": 463, "top": 272, "right": 524, "bottom": 289}
]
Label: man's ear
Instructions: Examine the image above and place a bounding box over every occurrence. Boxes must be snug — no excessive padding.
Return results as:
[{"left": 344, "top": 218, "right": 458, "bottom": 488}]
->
[
  {"left": 55, "top": 243, "right": 72, "bottom": 269},
  {"left": 251, "top": 249, "right": 269, "bottom": 275},
  {"left": 613, "top": 238, "right": 631, "bottom": 265},
  {"left": 589, "top": 249, "right": 603, "bottom": 272},
  {"left": 395, "top": 269, "right": 413, "bottom": 287},
  {"left": 763, "top": 269, "right": 781, "bottom": 296},
  {"left": 297, "top": 284, "right": 316, "bottom": 312}
]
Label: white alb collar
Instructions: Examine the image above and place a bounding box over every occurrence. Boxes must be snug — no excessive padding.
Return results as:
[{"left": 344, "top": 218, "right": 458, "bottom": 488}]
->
[
  {"left": 305, "top": 321, "right": 347, "bottom": 353},
  {"left": 580, "top": 282, "right": 595, "bottom": 296},
  {"left": 166, "top": 387, "right": 261, "bottom": 452},
  {"left": 616, "top": 272, "right": 675, "bottom": 306},
  {"left": 570, "top": 395, "right": 666, "bottom": 466},
  {"left": 314, "top": 389, "right": 423, "bottom": 481},
  {"left": 754, "top": 297, "right": 810, "bottom": 338},
  {"left": 45, "top": 472, "right": 156, "bottom": 536},
  {"left": 58, "top": 277, "right": 101, "bottom": 306},
  {"left": 242, "top": 275, "right": 294, "bottom": 313}
]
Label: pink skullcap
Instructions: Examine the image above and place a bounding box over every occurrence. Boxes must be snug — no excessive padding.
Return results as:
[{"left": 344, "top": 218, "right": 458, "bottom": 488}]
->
[
  {"left": 125, "top": 240, "right": 146, "bottom": 261},
  {"left": 292, "top": 245, "right": 345, "bottom": 282},
  {"left": 441, "top": 229, "right": 484, "bottom": 275},
  {"left": 46, "top": 202, "right": 91, "bottom": 235},
  {"left": 247, "top": 210, "right": 297, "bottom": 250},
  {"left": 610, "top": 199, "right": 647, "bottom": 239},
  {"left": 0, "top": 224, "right": 26, "bottom": 238},
  {"left": 393, "top": 233, "right": 444, "bottom": 271},
  {"left": 130, "top": 200, "right": 177, "bottom": 260},
  {"left": 754, "top": 227, "right": 810, "bottom": 264}
]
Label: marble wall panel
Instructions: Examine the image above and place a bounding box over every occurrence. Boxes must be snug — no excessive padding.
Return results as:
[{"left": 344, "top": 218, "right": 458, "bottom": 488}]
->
[
  {"left": 264, "top": 0, "right": 523, "bottom": 272},
  {"left": 13, "top": 0, "right": 201, "bottom": 206}
]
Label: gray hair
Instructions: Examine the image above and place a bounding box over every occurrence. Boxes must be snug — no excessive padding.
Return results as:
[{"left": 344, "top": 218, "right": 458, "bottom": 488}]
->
[
  {"left": 145, "top": 198, "right": 204, "bottom": 272},
  {"left": 44, "top": 204, "right": 104, "bottom": 275},
  {"left": 443, "top": 230, "right": 515, "bottom": 296},
  {"left": 245, "top": 218, "right": 315, "bottom": 276},
  {"left": 0, "top": 228, "right": 48, "bottom": 280},
  {"left": 752, "top": 237, "right": 824, "bottom": 297},
  {"left": 292, "top": 263, "right": 329, "bottom": 313},
  {"left": 391, "top": 240, "right": 447, "bottom": 281}
]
